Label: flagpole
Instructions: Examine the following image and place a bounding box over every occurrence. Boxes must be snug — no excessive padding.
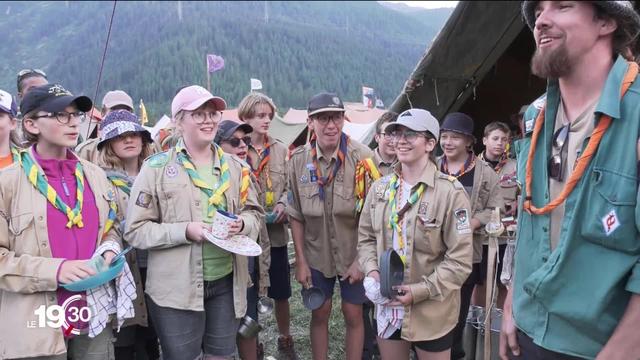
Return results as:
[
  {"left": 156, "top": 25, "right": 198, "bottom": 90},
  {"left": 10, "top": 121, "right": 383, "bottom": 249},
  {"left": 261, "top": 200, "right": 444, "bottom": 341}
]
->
[{"left": 206, "top": 61, "right": 211, "bottom": 92}]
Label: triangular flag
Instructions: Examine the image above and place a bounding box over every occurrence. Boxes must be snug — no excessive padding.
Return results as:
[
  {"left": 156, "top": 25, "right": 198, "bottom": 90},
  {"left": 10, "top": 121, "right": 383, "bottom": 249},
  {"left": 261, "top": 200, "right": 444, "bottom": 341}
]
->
[{"left": 250, "top": 78, "right": 263, "bottom": 91}]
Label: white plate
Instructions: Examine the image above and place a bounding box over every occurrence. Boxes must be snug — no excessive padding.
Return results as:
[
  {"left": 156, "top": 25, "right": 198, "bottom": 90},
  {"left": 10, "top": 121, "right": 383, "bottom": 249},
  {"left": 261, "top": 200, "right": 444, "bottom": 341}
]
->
[{"left": 204, "top": 231, "right": 262, "bottom": 256}]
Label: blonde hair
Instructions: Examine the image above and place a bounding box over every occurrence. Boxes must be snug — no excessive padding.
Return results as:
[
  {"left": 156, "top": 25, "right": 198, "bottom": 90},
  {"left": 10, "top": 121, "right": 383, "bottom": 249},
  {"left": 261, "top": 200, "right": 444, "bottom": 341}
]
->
[
  {"left": 98, "top": 137, "right": 154, "bottom": 171},
  {"left": 237, "top": 92, "right": 276, "bottom": 121},
  {"left": 21, "top": 111, "right": 40, "bottom": 146}
]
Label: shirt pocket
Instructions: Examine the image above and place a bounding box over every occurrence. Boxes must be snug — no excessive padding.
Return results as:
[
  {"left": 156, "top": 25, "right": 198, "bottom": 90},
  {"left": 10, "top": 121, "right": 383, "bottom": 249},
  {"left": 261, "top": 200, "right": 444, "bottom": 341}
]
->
[
  {"left": 8, "top": 212, "right": 35, "bottom": 254},
  {"left": 474, "top": 181, "right": 491, "bottom": 211},
  {"left": 159, "top": 183, "right": 192, "bottom": 222},
  {"left": 299, "top": 184, "right": 322, "bottom": 218},
  {"left": 370, "top": 199, "right": 386, "bottom": 233},
  {"left": 334, "top": 183, "right": 356, "bottom": 217},
  {"left": 580, "top": 167, "right": 639, "bottom": 253},
  {"left": 415, "top": 215, "right": 444, "bottom": 256},
  {"left": 268, "top": 166, "right": 286, "bottom": 205}
]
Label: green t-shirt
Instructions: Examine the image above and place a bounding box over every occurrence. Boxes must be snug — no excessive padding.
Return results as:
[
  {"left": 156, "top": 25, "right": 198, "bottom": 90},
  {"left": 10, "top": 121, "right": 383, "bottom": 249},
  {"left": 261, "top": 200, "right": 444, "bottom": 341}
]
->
[{"left": 196, "top": 164, "right": 233, "bottom": 281}]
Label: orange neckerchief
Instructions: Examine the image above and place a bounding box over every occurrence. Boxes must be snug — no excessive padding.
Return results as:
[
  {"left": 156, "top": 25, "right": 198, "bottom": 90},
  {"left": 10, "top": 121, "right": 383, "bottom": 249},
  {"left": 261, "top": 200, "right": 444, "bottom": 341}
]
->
[{"left": 523, "top": 61, "right": 639, "bottom": 215}]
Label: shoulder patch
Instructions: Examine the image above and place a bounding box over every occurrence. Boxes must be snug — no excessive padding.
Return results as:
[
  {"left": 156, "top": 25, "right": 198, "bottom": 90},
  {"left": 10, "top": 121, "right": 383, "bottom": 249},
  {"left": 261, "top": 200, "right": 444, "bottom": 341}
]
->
[{"left": 146, "top": 152, "right": 169, "bottom": 168}]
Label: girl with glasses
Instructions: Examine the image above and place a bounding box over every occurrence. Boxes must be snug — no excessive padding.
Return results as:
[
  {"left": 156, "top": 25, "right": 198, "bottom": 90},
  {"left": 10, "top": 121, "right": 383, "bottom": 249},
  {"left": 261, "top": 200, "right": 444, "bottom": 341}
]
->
[
  {"left": 0, "top": 83, "right": 123, "bottom": 359},
  {"left": 125, "top": 86, "right": 263, "bottom": 360},
  {"left": 358, "top": 108, "right": 472, "bottom": 360}
]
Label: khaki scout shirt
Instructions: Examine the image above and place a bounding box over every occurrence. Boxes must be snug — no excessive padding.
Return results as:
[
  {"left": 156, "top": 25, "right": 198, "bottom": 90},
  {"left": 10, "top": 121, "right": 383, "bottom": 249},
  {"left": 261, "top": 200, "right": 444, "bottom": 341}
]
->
[
  {"left": 75, "top": 137, "right": 100, "bottom": 163},
  {"left": 357, "top": 161, "right": 473, "bottom": 341},
  {"left": 247, "top": 137, "right": 290, "bottom": 248},
  {"left": 288, "top": 138, "right": 373, "bottom": 278},
  {"left": 373, "top": 148, "right": 396, "bottom": 177},
  {"left": 0, "top": 148, "right": 121, "bottom": 359},
  {"left": 101, "top": 167, "right": 148, "bottom": 328},
  {"left": 437, "top": 157, "right": 503, "bottom": 263},
  {"left": 124, "top": 146, "right": 263, "bottom": 317}
]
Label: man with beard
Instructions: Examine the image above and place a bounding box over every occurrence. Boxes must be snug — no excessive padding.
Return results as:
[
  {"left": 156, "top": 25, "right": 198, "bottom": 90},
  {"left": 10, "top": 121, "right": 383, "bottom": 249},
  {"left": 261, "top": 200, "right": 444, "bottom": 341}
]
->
[{"left": 500, "top": 2, "right": 640, "bottom": 359}]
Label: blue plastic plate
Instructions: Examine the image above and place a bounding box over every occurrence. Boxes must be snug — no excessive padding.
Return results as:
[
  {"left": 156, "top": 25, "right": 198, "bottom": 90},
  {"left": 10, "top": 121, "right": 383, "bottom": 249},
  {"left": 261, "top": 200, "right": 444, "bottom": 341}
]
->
[
  {"left": 265, "top": 212, "right": 277, "bottom": 224},
  {"left": 62, "top": 257, "right": 126, "bottom": 292}
]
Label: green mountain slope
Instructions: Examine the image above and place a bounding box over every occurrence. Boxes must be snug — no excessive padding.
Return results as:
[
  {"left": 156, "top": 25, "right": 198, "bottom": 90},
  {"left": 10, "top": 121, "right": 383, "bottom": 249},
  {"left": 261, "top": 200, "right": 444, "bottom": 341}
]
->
[{"left": 0, "top": 1, "right": 450, "bottom": 120}]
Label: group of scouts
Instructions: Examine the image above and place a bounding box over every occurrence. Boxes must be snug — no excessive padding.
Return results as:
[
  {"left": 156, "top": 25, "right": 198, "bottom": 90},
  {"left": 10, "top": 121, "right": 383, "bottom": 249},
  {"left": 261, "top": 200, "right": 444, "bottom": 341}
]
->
[
  {"left": 0, "top": 69, "right": 517, "bottom": 360},
  {"left": 4, "top": 2, "right": 640, "bottom": 360}
]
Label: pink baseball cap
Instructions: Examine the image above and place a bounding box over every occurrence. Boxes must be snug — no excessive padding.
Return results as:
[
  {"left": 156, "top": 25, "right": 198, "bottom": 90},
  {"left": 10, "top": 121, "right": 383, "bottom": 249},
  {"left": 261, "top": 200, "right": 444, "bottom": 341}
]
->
[{"left": 171, "top": 85, "right": 226, "bottom": 119}]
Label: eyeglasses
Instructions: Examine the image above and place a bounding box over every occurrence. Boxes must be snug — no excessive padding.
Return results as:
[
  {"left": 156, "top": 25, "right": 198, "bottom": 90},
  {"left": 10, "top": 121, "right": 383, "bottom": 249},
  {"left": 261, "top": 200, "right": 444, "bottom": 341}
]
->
[
  {"left": 31, "top": 111, "right": 86, "bottom": 125},
  {"left": 189, "top": 110, "right": 222, "bottom": 125},
  {"left": 378, "top": 132, "right": 393, "bottom": 140},
  {"left": 223, "top": 136, "right": 251, "bottom": 148},
  {"left": 313, "top": 113, "right": 344, "bottom": 125},
  {"left": 390, "top": 130, "right": 426, "bottom": 143},
  {"left": 548, "top": 124, "right": 569, "bottom": 181}
]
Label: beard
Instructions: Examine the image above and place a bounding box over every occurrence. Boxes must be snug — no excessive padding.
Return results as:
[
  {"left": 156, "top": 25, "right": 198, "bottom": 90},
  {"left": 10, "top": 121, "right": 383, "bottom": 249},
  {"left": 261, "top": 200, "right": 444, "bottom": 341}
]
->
[{"left": 531, "top": 41, "right": 572, "bottom": 79}]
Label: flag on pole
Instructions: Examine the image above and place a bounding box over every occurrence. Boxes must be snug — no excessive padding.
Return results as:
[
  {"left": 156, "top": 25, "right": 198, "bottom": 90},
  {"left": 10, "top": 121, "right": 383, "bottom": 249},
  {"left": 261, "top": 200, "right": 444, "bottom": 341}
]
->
[
  {"left": 206, "top": 54, "right": 225, "bottom": 73},
  {"left": 140, "top": 99, "right": 148, "bottom": 125},
  {"left": 362, "top": 86, "right": 375, "bottom": 108},
  {"left": 250, "top": 78, "right": 263, "bottom": 91}
]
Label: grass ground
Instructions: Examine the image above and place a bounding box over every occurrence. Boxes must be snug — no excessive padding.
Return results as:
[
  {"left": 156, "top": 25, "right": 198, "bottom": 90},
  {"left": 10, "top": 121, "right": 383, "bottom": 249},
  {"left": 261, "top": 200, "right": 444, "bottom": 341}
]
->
[{"left": 257, "top": 262, "right": 348, "bottom": 360}]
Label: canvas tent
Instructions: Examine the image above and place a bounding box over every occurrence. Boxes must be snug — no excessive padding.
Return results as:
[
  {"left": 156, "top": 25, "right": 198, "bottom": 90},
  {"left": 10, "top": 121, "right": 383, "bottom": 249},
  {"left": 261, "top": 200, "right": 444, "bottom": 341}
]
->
[{"left": 389, "top": 1, "right": 547, "bottom": 147}]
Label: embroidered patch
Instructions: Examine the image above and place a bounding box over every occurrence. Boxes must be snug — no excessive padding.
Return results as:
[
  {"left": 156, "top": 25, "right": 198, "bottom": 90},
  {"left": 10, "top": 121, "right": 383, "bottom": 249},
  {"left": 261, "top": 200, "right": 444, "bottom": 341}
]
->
[
  {"left": 336, "top": 169, "right": 344, "bottom": 183},
  {"left": 147, "top": 152, "right": 169, "bottom": 168},
  {"left": 165, "top": 165, "right": 178, "bottom": 178},
  {"left": 299, "top": 174, "right": 308, "bottom": 183},
  {"left": 455, "top": 208, "right": 471, "bottom": 234},
  {"left": 135, "top": 192, "right": 152, "bottom": 208},
  {"left": 418, "top": 202, "right": 428, "bottom": 216},
  {"left": 602, "top": 209, "right": 620, "bottom": 236},
  {"left": 525, "top": 119, "right": 534, "bottom": 134}
]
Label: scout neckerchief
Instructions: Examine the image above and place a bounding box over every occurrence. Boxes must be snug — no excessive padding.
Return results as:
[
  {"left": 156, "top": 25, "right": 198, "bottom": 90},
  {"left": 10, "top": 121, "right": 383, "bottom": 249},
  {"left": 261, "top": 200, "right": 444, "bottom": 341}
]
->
[
  {"left": 441, "top": 152, "right": 476, "bottom": 179},
  {"left": 107, "top": 172, "right": 132, "bottom": 196},
  {"left": 176, "top": 141, "right": 231, "bottom": 216},
  {"left": 388, "top": 174, "right": 426, "bottom": 262},
  {"left": 355, "top": 158, "right": 382, "bottom": 213},
  {"left": 523, "top": 61, "right": 638, "bottom": 215},
  {"left": 310, "top": 132, "right": 349, "bottom": 200},
  {"left": 479, "top": 151, "right": 508, "bottom": 174},
  {"left": 249, "top": 137, "right": 275, "bottom": 208},
  {"left": 10, "top": 146, "right": 20, "bottom": 165},
  {"left": 20, "top": 149, "right": 85, "bottom": 228}
]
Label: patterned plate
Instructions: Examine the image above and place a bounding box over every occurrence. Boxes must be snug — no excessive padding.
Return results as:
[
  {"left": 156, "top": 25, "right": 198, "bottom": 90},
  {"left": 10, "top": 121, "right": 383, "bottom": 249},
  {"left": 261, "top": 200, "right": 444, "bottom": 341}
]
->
[{"left": 204, "top": 231, "right": 262, "bottom": 256}]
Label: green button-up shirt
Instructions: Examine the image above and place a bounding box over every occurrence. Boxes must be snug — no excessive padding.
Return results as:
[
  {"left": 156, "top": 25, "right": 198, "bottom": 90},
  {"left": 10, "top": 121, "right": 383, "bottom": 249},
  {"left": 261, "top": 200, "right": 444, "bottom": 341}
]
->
[{"left": 513, "top": 55, "right": 640, "bottom": 359}]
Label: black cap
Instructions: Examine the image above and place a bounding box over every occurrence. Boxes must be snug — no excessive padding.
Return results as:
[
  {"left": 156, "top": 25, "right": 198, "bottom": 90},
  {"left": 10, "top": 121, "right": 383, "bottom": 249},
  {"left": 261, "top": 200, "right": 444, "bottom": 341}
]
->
[
  {"left": 214, "top": 120, "right": 253, "bottom": 144},
  {"left": 20, "top": 84, "right": 92, "bottom": 116},
  {"left": 441, "top": 112, "right": 474, "bottom": 138},
  {"left": 307, "top": 92, "right": 345, "bottom": 117}
]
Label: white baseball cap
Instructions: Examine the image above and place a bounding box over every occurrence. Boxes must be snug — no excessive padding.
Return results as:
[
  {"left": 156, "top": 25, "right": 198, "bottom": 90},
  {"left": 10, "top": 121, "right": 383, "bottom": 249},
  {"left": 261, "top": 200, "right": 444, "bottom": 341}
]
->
[{"left": 384, "top": 108, "right": 440, "bottom": 139}]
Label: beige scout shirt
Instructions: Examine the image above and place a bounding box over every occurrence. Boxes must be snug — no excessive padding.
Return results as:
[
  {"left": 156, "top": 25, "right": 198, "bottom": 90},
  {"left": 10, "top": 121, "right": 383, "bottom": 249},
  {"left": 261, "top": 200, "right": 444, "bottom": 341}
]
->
[
  {"left": 288, "top": 139, "right": 373, "bottom": 278},
  {"left": 436, "top": 157, "right": 503, "bottom": 263},
  {"left": 101, "top": 167, "right": 148, "bottom": 328},
  {"left": 247, "top": 137, "right": 290, "bottom": 248},
  {"left": 549, "top": 101, "right": 597, "bottom": 251},
  {"left": 0, "top": 148, "right": 121, "bottom": 359},
  {"left": 357, "top": 161, "right": 473, "bottom": 341},
  {"left": 75, "top": 137, "right": 100, "bottom": 163},
  {"left": 124, "top": 146, "right": 263, "bottom": 317},
  {"left": 373, "top": 148, "right": 396, "bottom": 177}
]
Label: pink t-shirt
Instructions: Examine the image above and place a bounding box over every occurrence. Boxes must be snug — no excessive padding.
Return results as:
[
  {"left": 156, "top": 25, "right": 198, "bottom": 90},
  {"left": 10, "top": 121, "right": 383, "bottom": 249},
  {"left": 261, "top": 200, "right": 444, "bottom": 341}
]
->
[{"left": 33, "top": 146, "right": 100, "bottom": 335}]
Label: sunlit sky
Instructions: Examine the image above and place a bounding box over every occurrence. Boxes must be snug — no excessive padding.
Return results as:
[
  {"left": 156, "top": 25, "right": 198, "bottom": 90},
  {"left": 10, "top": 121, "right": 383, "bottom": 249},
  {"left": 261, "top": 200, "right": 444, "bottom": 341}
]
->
[{"left": 384, "top": 1, "right": 459, "bottom": 9}]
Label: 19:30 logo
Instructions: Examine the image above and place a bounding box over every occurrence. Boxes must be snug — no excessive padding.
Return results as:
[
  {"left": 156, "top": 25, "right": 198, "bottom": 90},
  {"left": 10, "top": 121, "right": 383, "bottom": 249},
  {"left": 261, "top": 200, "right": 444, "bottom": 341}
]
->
[{"left": 32, "top": 294, "right": 92, "bottom": 335}]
